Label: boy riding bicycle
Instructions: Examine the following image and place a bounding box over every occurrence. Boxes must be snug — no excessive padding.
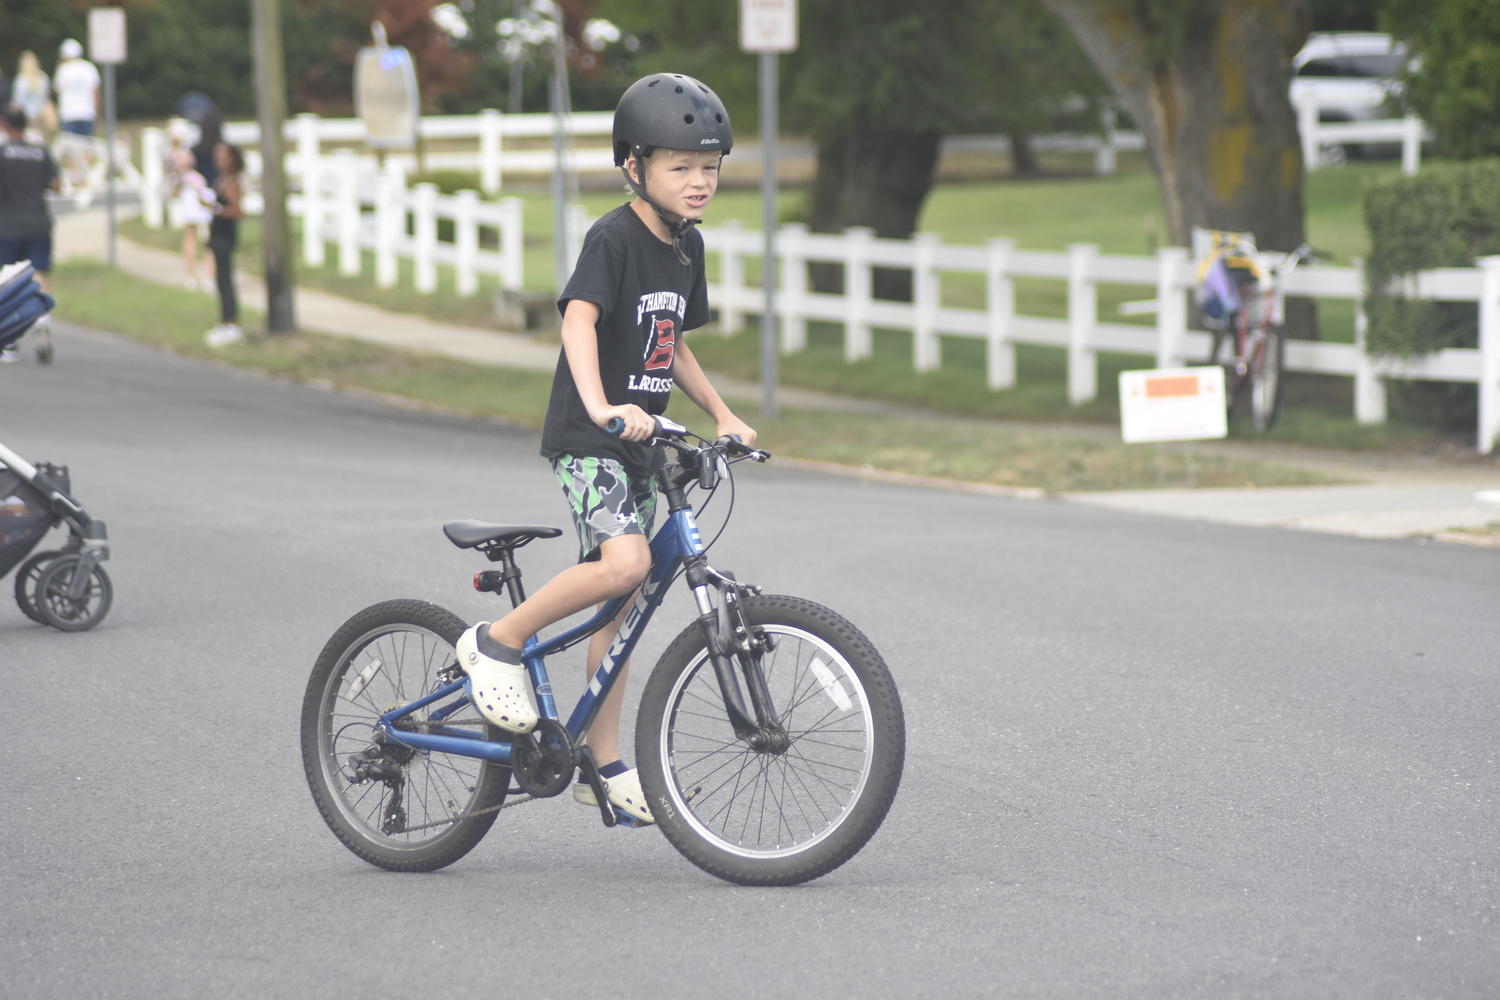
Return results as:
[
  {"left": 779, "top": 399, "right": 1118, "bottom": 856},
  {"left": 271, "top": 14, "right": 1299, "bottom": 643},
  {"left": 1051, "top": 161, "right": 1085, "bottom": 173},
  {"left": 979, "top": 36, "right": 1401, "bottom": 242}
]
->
[{"left": 456, "top": 74, "right": 756, "bottom": 825}]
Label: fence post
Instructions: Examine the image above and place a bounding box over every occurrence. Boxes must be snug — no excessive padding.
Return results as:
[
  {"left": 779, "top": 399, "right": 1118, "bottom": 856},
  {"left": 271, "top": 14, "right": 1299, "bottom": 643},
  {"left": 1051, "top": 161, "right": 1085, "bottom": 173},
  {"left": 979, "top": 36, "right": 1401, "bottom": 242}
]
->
[
  {"left": 413, "top": 182, "right": 438, "bottom": 293},
  {"left": 565, "top": 204, "right": 589, "bottom": 276},
  {"left": 334, "top": 151, "right": 360, "bottom": 277},
  {"left": 985, "top": 238, "right": 1016, "bottom": 389},
  {"left": 1095, "top": 106, "right": 1117, "bottom": 176},
  {"left": 1154, "top": 246, "right": 1189, "bottom": 368},
  {"left": 499, "top": 196, "right": 524, "bottom": 291},
  {"left": 1478, "top": 255, "right": 1500, "bottom": 454},
  {"left": 455, "top": 189, "right": 479, "bottom": 296},
  {"left": 844, "top": 226, "right": 874, "bottom": 361},
  {"left": 719, "top": 219, "right": 745, "bottom": 335},
  {"left": 480, "top": 109, "right": 503, "bottom": 195},
  {"left": 912, "top": 233, "right": 942, "bottom": 371},
  {"left": 779, "top": 223, "right": 808, "bottom": 354},
  {"left": 1296, "top": 91, "right": 1319, "bottom": 170},
  {"left": 1351, "top": 258, "right": 1388, "bottom": 425},
  {"left": 297, "top": 114, "right": 325, "bottom": 267},
  {"left": 141, "top": 127, "right": 165, "bottom": 229},
  {"left": 1068, "top": 242, "right": 1099, "bottom": 405},
  {"left": 1402, "top": 115, "right": 1422, "bottom": 177},
  {"left": 375, "top": 163, "right": 401, "bottom": 289}
]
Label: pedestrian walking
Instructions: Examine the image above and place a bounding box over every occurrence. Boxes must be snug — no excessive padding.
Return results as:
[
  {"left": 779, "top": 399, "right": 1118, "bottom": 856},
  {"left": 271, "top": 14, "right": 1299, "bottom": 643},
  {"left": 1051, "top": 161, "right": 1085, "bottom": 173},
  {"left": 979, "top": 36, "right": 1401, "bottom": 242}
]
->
[
  {"left": 10, "top": 52, "right": 55, "bottom": 141},
  {"left": 52, "top": 40, "right": 99, "bottom": 137},
  {"left": 204, "top": 143, "right": 244, "bottom": 347},
  {"left": 0, "top": 107, "right": 60, "bottom": 363}
]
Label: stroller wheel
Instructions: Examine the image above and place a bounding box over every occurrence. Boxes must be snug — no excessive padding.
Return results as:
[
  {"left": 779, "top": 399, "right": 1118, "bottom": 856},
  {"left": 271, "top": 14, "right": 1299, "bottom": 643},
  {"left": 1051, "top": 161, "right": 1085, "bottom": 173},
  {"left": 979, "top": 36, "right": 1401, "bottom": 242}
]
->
[
  {"left": 14, "top": 550, "right": 64, "bottom": 624},
  {"left": 35, "top": 556, "right": 113, "bottom": 632}
]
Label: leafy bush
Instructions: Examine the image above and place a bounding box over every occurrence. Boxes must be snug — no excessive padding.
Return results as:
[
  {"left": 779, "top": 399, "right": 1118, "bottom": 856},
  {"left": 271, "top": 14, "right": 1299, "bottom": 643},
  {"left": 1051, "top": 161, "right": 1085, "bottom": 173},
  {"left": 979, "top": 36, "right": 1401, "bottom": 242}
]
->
[
  {"left": 1364, "top": 160, "right": 1500, "bottom": 357},
  {"left": 1363, "top": 160, "right": 1500, "bottom": 430}
]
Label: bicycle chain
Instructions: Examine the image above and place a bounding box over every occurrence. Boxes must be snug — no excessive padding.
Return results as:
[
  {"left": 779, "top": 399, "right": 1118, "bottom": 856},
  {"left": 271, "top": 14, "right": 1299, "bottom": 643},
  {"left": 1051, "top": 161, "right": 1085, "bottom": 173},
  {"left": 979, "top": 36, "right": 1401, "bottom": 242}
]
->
[{"left": 395, "top": 790, "right": 540, "bottom": 833}]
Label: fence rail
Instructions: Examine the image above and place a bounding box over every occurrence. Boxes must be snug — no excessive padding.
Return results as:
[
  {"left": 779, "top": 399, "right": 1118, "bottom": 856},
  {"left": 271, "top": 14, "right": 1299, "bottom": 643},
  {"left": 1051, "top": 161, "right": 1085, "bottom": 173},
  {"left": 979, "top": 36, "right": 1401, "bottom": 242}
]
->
[{"left": 699, "top": 222, "right": 1500, "bottom": 453}]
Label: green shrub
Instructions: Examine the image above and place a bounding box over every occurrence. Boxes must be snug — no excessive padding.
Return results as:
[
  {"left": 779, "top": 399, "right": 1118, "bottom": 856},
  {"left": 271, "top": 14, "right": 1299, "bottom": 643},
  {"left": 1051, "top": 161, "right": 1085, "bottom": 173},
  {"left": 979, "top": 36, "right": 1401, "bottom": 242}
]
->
[{"left": 1364, "top": 159, "right": 1500, "bottom": 358}]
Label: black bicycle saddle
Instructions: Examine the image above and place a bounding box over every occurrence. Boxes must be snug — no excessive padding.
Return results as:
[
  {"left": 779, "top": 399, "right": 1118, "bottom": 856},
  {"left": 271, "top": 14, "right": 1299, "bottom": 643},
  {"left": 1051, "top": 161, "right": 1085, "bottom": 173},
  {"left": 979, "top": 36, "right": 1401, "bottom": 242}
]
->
[{"left": 442, "top": 520, "right": 563, "bottom": 550}]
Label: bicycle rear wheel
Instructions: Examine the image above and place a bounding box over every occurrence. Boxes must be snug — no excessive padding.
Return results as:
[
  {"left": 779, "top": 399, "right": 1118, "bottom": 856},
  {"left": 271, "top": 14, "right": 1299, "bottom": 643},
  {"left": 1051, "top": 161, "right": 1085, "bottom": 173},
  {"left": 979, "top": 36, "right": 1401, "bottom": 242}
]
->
[
  {"left": 637, "top": 595, "right": 905, "bottom": 886},
  {"left": 301, "top": 599, "right": 509, "bottom": 872},
  {"left": 1250, "top": 325, "right": 1285, "bottom": 433}
]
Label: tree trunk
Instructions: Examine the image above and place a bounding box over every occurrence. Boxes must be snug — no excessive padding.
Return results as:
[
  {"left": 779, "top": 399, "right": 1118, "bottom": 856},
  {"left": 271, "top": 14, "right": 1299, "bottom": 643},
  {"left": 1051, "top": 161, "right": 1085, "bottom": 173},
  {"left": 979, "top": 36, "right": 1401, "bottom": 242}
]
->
[
  {"left": 1042, "top": 0, "right": 1318, "bottom": 337},
  {"left": 1009, "top": 127, "right": 1040, "bottom": 177},
  {"left": 808, "top": 123, "right": 943, "bottom": 301}
]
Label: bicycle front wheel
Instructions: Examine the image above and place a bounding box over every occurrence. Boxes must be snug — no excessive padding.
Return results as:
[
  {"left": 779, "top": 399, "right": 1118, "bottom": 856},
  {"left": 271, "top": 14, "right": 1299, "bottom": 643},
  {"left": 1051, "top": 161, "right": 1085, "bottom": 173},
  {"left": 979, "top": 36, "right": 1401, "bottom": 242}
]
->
[
  {"left": 1250, "top": 325, "right": 1285, "bottom": 433},
  {"left": 637, "top": 595, "right": 905, "bottom": 886},
  {"left": 301, "top": 599, "right": 509, "bottom": 872}
]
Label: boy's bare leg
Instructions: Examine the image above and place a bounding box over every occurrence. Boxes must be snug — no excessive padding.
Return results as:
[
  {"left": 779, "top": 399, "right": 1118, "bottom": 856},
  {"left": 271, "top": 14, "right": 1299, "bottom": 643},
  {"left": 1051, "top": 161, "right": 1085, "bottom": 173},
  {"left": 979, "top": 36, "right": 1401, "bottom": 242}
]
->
[
  {"left": 580, "top": 594, "right": 638, "bottom": 766},
  {"left": 487, "top": 533, "right": 651, "bottom": 657}
]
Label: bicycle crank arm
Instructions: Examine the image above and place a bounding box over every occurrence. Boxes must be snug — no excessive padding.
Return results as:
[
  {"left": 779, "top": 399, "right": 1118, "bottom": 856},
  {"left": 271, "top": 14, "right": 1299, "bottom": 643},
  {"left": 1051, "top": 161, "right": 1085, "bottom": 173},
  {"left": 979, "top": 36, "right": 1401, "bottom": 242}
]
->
[{"left": 574, "top": 745, "right": 617, "bottom": 828}]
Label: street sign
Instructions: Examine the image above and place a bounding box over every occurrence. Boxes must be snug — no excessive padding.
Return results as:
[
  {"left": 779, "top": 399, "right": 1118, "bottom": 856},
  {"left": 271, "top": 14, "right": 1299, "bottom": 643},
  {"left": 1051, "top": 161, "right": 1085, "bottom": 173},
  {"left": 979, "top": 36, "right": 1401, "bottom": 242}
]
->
[
  {"left": 89, "top": 7, "right": 127, "bottom": 64},
  {"left": 1119, "top": 367, "right": 1228, "bottom": 443},
  {"left": 355, "top": 41, "right": 420, "bottom": 148},
  {"left": 740, "top": 0, "right": 797, "bottom": 52}
]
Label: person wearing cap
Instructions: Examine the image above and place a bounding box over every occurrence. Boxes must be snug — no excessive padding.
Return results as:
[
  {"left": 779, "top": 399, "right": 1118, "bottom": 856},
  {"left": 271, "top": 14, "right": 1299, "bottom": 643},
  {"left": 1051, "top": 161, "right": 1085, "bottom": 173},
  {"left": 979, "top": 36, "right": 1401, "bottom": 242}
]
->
[
  {"left": 451, "top": 73, "right": 755, "bottom": 826},
  {"left": 53, "top": 39, "right": 100, "bottom": 138}
]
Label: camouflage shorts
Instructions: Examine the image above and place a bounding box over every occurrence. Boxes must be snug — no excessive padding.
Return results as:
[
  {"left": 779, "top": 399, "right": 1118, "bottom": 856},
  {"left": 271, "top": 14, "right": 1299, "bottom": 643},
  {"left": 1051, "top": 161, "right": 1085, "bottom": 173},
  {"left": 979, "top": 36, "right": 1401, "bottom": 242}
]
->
[{"left": 552, "top": 454, "right": 658, "bottom": 562}]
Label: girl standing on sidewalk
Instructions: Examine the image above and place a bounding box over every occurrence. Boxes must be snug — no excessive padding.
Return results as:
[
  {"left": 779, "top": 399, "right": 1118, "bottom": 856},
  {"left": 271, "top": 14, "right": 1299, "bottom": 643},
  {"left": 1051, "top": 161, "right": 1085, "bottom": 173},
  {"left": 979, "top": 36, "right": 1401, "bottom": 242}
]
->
[{"left": 204, "top": 143, "right": 244, "bottom": 347}]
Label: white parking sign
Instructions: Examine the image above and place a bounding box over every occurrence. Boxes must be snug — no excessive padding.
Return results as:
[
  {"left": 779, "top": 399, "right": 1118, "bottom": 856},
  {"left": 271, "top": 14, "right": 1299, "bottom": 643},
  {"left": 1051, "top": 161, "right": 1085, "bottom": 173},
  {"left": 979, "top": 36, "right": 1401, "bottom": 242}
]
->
[
  {"left": 89, "top": 7, "right": 127, "bottom": 64},
  {"left": 740, "top": 0, "right": 797, "bottom": 52}
]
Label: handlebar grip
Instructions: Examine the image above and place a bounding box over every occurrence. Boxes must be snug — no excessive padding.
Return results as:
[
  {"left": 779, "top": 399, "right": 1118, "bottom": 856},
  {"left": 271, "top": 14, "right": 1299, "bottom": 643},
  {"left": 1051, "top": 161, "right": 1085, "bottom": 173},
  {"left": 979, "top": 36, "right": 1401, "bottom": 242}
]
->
[{"left": 605, "top": 417, "right": 625, "bottom": 435}]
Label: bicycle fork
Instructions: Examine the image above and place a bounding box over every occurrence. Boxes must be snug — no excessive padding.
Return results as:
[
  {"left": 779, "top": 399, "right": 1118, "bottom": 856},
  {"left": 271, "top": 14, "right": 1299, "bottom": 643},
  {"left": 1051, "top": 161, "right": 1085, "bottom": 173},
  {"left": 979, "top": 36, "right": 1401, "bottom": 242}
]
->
[{"left": 685, "top": 560, "right": 786, "bottom": 752}]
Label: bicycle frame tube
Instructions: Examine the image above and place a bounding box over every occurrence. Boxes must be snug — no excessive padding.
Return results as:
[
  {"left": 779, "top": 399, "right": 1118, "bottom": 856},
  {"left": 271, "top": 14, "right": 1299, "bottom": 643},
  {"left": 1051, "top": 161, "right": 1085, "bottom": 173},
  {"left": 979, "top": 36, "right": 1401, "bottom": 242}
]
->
[{"left": 373, "top": 506, "right": 707, "bottom": 764}]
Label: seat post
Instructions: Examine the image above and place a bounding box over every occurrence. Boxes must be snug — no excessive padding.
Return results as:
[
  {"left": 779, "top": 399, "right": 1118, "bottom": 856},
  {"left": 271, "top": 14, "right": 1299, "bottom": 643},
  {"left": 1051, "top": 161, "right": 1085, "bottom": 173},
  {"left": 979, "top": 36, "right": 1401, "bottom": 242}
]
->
[{"left": 496, "top": 548, "right": 527, "bottom": 609}]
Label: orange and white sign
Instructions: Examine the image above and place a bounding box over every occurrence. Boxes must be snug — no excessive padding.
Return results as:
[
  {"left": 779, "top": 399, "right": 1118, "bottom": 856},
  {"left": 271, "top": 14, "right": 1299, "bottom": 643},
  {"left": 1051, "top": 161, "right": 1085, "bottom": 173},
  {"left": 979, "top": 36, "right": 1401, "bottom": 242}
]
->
[{"left": 1119, "top": 366, "right": 1227, "bottom": 443}]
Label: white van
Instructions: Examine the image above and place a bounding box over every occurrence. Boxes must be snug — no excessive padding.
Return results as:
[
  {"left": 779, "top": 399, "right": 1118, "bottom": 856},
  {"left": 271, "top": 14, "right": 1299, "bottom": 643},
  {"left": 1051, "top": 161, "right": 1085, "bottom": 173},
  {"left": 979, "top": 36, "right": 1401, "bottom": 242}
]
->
[{"left": 1291, "top": 33, "right": 1408, "bottom": 157}]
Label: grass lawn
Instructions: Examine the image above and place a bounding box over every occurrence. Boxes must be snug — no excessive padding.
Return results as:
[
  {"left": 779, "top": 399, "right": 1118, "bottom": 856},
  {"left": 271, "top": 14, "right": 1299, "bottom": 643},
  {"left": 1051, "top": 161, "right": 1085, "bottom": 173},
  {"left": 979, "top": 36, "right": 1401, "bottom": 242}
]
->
[{"left": 48, "top": 259, "right": 1343, "bottom": 493}]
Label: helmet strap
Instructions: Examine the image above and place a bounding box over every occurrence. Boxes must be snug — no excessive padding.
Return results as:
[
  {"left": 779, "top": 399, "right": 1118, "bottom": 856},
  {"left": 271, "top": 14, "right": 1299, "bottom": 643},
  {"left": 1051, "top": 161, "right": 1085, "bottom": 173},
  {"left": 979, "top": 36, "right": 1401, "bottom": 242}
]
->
[{"left": 623, "top": 160, "right": 697, "bottom": 266}]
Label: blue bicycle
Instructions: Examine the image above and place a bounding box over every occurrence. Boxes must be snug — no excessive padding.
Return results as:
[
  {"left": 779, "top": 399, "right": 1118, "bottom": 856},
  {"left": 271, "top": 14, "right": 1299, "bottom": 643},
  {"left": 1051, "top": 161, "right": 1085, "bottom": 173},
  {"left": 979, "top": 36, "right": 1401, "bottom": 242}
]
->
[{"left": 300, "top": 419, "right": 906, "bottom": 886}]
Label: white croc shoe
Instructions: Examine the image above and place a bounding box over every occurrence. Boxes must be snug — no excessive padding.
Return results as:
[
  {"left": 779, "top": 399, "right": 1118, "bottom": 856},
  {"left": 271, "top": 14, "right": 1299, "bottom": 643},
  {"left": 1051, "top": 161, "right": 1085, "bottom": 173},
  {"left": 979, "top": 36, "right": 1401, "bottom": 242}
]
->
[
  {"left": 574, "top": 768, "right": 655, "bottom": 824},
  {"left": 456, "top": 624, "right": 538, "bottom": 734}
]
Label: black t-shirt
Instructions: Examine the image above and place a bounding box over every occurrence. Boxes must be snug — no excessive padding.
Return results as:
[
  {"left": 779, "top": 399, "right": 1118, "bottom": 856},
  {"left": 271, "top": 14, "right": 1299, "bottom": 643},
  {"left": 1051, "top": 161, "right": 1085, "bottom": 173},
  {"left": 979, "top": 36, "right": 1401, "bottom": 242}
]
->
[
  {"left": 0, "top": 141, "right": 58, "bottom": 239},
  {"left": 540, "top": 204, "right": 710, "bottom": 476}
]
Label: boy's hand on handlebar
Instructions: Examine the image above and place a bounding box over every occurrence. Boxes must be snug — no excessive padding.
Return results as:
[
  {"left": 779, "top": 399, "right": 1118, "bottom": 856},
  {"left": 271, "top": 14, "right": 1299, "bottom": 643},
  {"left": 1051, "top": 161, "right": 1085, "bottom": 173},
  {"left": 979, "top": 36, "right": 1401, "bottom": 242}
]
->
[
  {"left": 595, "top": 404, "right": 655, "bottom": 442},
  {"left": 715, "top": 415, "right": 757, "bottom": 448}
]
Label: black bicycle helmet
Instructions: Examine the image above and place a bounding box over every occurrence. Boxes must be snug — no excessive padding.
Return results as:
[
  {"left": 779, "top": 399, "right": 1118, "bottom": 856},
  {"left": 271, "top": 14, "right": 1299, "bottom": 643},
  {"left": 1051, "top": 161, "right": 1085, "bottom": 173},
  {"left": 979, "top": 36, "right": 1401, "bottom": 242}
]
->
[
  {"left": 612, "top": 74, "right": 733, "bottom": 264},
  {"left": 612, "top": 73, "right": 733, "bottom": 166}
]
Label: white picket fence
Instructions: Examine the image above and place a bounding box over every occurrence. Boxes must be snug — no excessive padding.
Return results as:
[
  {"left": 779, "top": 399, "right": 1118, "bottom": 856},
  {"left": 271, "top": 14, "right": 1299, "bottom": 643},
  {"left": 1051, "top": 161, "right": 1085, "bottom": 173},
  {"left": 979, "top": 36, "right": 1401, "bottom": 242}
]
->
[
  {"left": 699, "top": 222, "right": 1500, "bottom": 453},
  {"left": 1294, "top": 85, "right": 1430, "bottom": 176}
]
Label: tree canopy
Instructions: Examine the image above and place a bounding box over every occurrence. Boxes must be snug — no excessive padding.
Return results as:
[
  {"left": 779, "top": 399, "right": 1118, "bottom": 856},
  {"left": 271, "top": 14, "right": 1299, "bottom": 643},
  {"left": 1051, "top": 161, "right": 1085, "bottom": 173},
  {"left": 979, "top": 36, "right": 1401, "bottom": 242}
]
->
[{"left": 1385, "top": 0, "right": 1500, "bottom": 159}]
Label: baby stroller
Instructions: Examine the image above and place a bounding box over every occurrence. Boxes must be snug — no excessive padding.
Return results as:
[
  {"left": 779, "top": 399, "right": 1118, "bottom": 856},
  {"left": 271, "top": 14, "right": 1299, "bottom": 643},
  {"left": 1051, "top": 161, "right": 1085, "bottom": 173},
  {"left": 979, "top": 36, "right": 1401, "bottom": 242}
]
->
[
  {"left": 0, "top": 265, "right": 112, "bottom": 631},
  {"left": 0, "top": 261, "right": 55, "bottom": 364}
]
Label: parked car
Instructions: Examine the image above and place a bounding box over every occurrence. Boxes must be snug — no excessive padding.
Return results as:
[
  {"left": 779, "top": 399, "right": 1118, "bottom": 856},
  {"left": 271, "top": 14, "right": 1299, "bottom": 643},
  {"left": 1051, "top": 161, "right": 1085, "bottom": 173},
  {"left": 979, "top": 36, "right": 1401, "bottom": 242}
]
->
[{"left": 1291, "top": 32, "right": 1409, "bottom": 159}]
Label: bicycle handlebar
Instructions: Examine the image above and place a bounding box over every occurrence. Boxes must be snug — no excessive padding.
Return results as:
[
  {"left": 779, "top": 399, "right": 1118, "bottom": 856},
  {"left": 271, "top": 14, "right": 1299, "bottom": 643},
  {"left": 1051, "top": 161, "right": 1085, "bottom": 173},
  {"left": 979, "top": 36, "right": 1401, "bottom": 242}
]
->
[{"left": 603, "top": 415, "right": 769, "bottom": 462}]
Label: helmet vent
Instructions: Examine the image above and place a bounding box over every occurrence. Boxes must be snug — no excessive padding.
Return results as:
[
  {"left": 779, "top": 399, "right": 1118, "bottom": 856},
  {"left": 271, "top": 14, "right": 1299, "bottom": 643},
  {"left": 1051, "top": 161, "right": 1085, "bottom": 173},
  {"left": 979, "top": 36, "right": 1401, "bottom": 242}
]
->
[
  {"left": 683, "top": 114, "right": 695, "bottom": 124},
  {"left": 715, "top": 114, "right": 723, "bottom": 123},
  {"left": 648, "top": 80, "right": 658, "bottom": 87},
  {"left": 674, "top": 85, "right": 684, "bottom": 93}
]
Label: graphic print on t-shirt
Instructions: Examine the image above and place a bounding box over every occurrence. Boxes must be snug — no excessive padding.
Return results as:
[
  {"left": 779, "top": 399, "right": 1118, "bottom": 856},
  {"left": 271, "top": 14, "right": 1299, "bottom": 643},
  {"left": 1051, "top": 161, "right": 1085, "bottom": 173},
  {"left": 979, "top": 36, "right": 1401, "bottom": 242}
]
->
[
  {"left": 644, "top": 317, "right": 676, "bottom": 371},
  {"left": 627, "top": 290, "right": 685, "bottom": 395}
]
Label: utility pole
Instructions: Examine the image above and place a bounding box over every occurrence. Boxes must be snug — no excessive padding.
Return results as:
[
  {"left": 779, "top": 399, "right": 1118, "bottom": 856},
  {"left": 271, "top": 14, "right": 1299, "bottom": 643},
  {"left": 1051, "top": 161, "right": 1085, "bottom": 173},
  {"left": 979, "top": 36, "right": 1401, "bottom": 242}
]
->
[{"left": 252, "top": 0, "right": 296, "bottom": 332}]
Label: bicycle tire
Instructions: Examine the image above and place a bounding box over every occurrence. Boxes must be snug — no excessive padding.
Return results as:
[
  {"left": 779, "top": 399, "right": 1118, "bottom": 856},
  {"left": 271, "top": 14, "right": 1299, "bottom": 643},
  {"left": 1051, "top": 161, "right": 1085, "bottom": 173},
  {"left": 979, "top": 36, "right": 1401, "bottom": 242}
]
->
[
  {"left": 637, "top": 594, "right": 905, "bottom": 886},
  {"left": 14, "top": 549, "right": 64, "bottom": 624},
  {"left": 1250, "top": 324, "right": 1285, "bottom": 433},
  {"left": 34, "top": 555, "right": 112, "bottom": 631},
  {"left": 301, "top": 599, "right": 510, "bottom": 872}
]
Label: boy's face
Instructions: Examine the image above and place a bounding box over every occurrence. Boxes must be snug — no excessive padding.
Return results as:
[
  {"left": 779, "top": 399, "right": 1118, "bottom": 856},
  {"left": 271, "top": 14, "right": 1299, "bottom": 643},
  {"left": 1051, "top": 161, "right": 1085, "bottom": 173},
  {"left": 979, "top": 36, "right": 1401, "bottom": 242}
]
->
[{"left": 632, "top": 149, "right": 721, "bottom": 220}]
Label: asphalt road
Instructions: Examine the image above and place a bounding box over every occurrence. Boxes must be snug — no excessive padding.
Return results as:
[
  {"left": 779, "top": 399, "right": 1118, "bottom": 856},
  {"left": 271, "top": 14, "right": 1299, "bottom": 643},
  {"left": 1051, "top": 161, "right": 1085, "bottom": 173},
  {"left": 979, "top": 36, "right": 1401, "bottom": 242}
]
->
[{"left": 3, "top": 323, "right": 1498, "bottom": 999}]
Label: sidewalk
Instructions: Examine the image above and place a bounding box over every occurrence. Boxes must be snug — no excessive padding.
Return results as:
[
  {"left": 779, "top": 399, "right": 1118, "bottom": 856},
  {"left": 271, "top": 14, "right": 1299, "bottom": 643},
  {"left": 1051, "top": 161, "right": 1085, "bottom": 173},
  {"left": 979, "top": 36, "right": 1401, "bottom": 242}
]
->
[{"left": 53, "top": 207, "right": 1500, "bottom": 545}]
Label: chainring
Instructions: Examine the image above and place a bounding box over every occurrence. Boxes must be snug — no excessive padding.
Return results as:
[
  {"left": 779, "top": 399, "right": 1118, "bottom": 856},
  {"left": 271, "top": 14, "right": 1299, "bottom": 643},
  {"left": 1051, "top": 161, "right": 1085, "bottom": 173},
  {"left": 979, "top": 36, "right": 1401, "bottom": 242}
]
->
[{"left": 510, "top": 718, "right": 574, "bottom": 797}]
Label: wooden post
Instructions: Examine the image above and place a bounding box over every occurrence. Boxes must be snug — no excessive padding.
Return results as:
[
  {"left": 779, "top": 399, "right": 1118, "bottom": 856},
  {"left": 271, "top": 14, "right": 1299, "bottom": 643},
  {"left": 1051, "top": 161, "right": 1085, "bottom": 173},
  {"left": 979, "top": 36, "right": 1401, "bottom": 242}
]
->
[
  {"left": 500, "top": 196, "right": 524, "bottom": 291},
  {"left": 1352, "top": 257, "right": 1387, "bottom": 425},
  {"left": 779, "top": 223, "right": 808, "bottom": 354},
  {"left": 480, "top": 108, "right": 503, "bottom": 195},
  {"left": 844, "top": 227, "right": 874, "bottom": 361},
  {"left": 251, "top": 0, "right": 296, "bottom": 331},
  {"left": 1068, "top": 242, "right": 1099, "bottom": 405},
  {"left": 1477, "top": 255, "right": 1500, "bottom": 453},
  {"left": 912, "top": 233, "right": 941, "bottom": 371},
  {"left": 985, "top": 238, "right": 1015, "bottom": 389},
  {"left": 1154, "top": 246, "right": 1188, "bottom": 368},
  {"left": 720, "top": 219, "right": 745, "bottom": 335},
  {"left": 455, "top": 189, "right": 478, "bottom": 296},
  {"left": 413, "top": 182, "right": 438, "bottom": 293}
]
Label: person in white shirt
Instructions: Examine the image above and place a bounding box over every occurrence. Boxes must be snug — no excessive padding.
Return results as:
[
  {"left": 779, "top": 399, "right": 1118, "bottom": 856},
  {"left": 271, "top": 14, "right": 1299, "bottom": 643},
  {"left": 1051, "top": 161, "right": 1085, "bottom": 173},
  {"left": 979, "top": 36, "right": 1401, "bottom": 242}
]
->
[{"left": 53, "top": 39, "right": 99, "bottom": 137}]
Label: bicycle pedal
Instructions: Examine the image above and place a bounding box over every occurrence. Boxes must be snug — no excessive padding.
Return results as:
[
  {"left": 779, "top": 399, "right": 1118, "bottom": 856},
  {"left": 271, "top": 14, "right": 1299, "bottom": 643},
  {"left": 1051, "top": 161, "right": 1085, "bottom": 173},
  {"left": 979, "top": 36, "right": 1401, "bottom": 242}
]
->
[{"left": 612, "top": 808, "right": 652, "bottom": 829}]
